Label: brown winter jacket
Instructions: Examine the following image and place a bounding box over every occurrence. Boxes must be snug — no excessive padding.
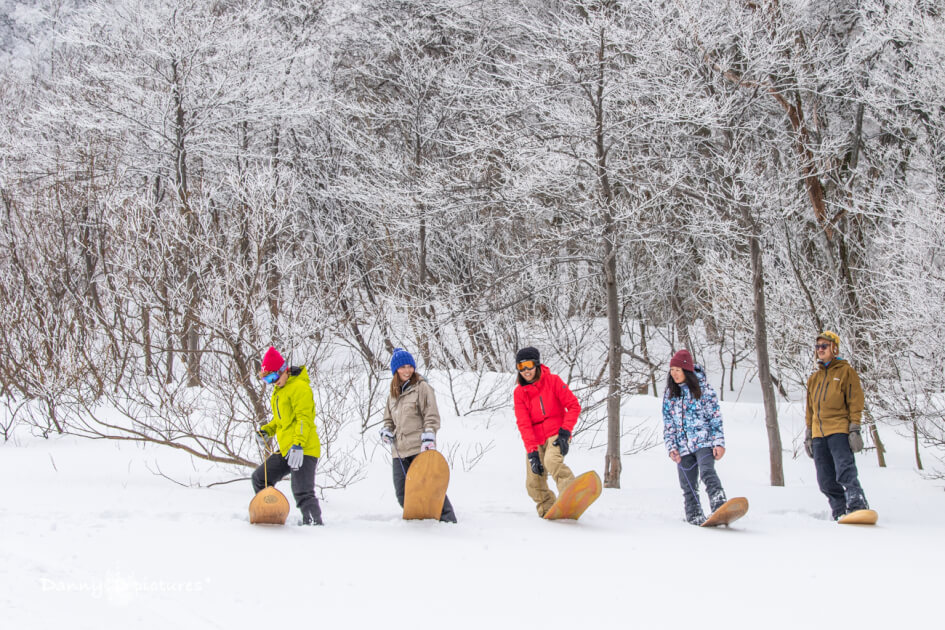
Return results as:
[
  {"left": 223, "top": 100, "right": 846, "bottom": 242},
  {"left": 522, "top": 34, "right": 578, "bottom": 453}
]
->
[
  {"left": 805, "top": 358, "right": 864, "bottom": 438},
  {"left": 382, "top": 376, "right": 441, "bottom": 458}
]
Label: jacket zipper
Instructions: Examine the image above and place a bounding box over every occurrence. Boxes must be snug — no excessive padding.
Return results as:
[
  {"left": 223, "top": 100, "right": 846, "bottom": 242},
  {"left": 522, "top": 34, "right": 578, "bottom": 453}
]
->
[
  {"left": 815, "top": 365, "right": 834, "bottom": 436},
  {"left": 817, "top": 367, "right": 828, "bottom": 437},
  {"left": 392, "top": 383, "right": 416, "bottom": 441},
  {"left": 538, "top": 395, "right": 547, "bottom": 417},
  {"left": 275, "top": 382, "right": 306, "bottom": 444}
]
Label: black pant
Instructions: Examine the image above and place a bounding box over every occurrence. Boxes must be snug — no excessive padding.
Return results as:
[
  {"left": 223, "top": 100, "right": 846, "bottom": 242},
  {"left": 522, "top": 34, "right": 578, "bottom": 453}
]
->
[
  {"left": 677, "top": 447, "right": 726, "bottom": 519},
  {"left": 812, "top": 433, "right": 868, "bottom": 519},
  {"left": 252, "top": 452, "right": 323, "bottom": 525},
  {"left": 393, "top": 454, "right": 457, "bottom": 523}
]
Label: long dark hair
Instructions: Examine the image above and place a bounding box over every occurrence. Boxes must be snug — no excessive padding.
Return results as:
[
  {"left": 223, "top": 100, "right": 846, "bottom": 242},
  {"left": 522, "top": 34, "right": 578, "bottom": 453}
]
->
[{"left": 666, "top": 369, "right": 702, "bottom": 400}]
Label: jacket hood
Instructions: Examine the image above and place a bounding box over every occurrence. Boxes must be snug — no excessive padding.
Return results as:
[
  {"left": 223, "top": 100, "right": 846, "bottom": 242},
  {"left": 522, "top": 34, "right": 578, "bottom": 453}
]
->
[
  {"left": 693, "top": 364, "right": 708, "bottom": 387},
  {"left": 284, "top": 365, "right": 310, "bottom": 386},
  {"left": 818, "top": 357, "right": 849, "bottom": 370}
]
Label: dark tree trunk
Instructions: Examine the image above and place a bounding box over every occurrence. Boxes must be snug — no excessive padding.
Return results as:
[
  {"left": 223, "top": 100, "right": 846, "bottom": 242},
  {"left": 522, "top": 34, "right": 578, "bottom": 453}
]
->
[
  {"left": 743, "top": 206, "right": 784, "bottom": 486},
  {"left": 592, "top": 26, "right": 622, "bottom": 488}
]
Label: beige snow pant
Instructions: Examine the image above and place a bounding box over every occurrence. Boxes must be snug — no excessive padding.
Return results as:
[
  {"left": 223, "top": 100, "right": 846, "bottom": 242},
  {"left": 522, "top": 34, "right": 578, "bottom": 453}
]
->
[{"left": 526, "top": 436, "right": 575, "bottom": 517}]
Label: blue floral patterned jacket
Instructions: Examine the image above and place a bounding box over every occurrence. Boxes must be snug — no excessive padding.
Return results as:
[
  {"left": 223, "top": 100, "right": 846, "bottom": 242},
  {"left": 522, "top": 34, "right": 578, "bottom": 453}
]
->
[{"left": 662, "top": 365, "right": 725, "bottom": 456}]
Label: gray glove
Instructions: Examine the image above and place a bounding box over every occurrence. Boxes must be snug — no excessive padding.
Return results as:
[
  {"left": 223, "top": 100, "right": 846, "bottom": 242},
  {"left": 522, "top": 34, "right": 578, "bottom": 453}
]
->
[
  {"left": 254, "top": 428, "right": 269, "bottom": 451},
  {"left": 379, "top": 427, "right": 394, "bottom": 446},
  {"left": 803, "top": 428, "right": 813, "bottom": 459},
  {"left": 286, "top": 445, "right": 304, "bottom": 471},
  {"left": 848, "top": 423, "right": 863, "bottom": 453},
  {"left": 420, "top": 431, "right": 436, "bottom": 452}
]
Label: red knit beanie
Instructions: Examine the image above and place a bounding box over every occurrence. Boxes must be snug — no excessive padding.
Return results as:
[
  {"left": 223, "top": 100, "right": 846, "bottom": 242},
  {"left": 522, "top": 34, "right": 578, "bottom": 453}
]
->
[
  {"left": 669, "top": 349, "right": 694, "bottom": 371},
  {"left": 261, "top": 347, "right": 285, "bottom": 373}
]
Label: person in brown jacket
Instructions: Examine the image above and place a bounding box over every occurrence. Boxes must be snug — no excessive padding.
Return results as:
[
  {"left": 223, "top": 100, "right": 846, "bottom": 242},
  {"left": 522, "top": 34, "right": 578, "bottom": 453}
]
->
[
  {"left": 379, "top": 348, "right": 457, "bottom": 523},
  {"left": 803, "top": 331, "right": 869, "bottom": 520}
]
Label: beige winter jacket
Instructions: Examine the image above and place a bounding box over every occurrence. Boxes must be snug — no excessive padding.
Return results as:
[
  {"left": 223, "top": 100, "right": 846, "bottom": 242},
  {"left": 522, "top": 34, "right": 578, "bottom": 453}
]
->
[{"left": 382, "top": 376, "right": 441, "bottom": 458}]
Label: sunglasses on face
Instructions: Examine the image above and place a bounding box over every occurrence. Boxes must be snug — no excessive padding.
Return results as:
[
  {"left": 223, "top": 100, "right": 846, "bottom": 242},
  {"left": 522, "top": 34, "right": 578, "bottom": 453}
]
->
[
  {"left": 262, "top": 371, "right": 281, "bottom": 384},
  {"left": 815, "top": 343, "right": 831, "bottom": 351},
  {"left": 516, "top": 360, "right": 537, "bottom": 371}
]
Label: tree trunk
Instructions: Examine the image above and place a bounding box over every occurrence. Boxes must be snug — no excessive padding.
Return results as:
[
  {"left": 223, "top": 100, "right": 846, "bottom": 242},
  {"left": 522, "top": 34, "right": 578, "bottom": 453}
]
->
[
  {"left": 171, "top": 58, "right": 201, "bottom": 388},
  {"left": 593, "top": 26, "right": 622, "bottom": 488},
  {"left": 142, "top": 305, "right": 152, "bottom": 377},
  {"left": 870, "top": 422, "right": 887, "bottom": 468},
  {"left": 672, "top": 277, "right": 694, "bottom": 353},
  {"left": 603, "top": 239, "right": 622, "bottom": 488},
  {"left": 744, "top": 208, "right": 784, "bottom": 486},
  {"left": 640, "top": 319, "right": 657, "bottom": 396}
]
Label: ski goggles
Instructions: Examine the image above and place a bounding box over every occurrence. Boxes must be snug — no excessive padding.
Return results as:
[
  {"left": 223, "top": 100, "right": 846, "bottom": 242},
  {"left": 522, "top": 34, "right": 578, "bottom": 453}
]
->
[
  {"left": 262, "top": 370, "right": 282, "bottom": 384},
  {"left": 516, "top": 360, "right": 537, "bottom": 372}
]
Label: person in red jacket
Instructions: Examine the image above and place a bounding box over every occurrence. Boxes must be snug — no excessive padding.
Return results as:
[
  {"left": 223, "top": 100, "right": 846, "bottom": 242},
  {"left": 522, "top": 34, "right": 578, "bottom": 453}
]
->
[{"left": 513, "top": 346, "right": 581, "bottom": 517}]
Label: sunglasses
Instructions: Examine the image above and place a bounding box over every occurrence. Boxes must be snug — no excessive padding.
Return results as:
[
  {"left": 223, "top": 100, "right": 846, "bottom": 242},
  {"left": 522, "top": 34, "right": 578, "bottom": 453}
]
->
[
  {"left": 516, "top": 360, "right": 537, "bottom": 371},
  {"left": 814, "top": 343, "right": 831, "bottom": 351},
  {"left": 262, "top": 371, "right": 281, "bottom": 384}
]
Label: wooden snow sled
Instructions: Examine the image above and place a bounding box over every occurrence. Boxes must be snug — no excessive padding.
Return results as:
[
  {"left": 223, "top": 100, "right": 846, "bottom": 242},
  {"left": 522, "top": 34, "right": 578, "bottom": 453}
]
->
[
  {"left": 403, "top": 450, "right": 450, "bottom": 520},
  {"left": 250, "top": 486, "right": 290, "bottom": 525},
  {"left": 701, "top": 497, "right": 749, "bottom": 527},
  {"left": 838, "top": 509, "right": 878, "bottom": 525},
  {"left": 544, "top": 471, "right": 602, "bottom": 521},
  {"left": 249, "top": 449, "right": 290, "bottom": 525}
]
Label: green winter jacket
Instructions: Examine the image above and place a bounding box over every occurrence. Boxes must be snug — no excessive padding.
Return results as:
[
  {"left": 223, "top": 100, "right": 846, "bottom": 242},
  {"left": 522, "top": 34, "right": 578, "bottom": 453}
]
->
[
  {"left": 260, "top": 366, "right": 321, "bottom": 458},
  {"left": 805, "top": 358, "right": 864, "bottom": 439}
]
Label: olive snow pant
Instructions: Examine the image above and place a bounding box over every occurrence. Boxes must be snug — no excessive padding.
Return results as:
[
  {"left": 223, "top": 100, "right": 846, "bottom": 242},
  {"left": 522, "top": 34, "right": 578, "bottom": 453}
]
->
[
  {"left": 252, "top": 452, "right": 323, "bottom": 525},
  {"left": 393, "top": 454, "right": 458, "bottom": 523},
  {"left": 526, "top": 436, "right": 575, "bottom": 517},
  {"left": 813, "top": 433, "right": 869, "bottom": 520}
]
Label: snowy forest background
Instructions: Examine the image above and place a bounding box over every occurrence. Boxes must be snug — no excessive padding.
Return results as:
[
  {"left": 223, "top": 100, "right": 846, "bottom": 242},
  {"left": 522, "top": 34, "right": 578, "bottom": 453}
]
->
[{"left": 1, "top": 0, "right": 944, "bottom": 487}]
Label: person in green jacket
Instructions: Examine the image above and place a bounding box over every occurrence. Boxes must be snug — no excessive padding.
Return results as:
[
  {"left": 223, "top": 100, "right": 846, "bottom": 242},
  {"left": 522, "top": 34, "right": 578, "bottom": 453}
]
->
[
  {"left": 803, "top": 331, "right": 869, "bottom": 521},
  {"left": 252, "top": 346, "right": 323, "bottom": 526}
]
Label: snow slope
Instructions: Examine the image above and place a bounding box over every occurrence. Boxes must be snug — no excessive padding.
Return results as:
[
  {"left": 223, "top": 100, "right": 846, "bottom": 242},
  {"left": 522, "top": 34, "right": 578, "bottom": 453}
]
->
[{"left": 2, "top": 375, "right": 942, "bottom": 629}]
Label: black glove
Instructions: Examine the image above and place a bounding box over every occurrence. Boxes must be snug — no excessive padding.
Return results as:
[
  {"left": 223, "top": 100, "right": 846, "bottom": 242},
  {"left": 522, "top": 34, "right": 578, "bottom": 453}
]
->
[
  {"left": 803, "top": 427, "right": 813, "bottom": 459},
  {"left": 553, "top": 428, "right": 571, "bottom": 456},
  {"left": 527, "top": 451, "right": 544, "bottom": 475},
  {"left": 848, "top": 423, "right": 863, "bottom": 453}
]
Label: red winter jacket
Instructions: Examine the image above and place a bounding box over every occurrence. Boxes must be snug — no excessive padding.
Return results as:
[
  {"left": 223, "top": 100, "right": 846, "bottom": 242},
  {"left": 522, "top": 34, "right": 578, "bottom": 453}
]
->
[{"left": 514, "top": 366, "right": 581, "bottom": 453}]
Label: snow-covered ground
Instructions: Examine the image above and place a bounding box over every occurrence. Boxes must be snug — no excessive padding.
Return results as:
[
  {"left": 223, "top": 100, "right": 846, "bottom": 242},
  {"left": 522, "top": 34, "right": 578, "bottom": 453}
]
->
[{"left": 2, "top": 376, "right": 942, "bottom": 629}]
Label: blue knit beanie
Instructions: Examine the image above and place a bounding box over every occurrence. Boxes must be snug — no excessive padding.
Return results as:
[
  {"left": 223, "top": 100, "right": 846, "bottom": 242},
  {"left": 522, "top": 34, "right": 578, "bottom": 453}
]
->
[{"left": 390, "top": 348, "right": 416, "bottom": 375}]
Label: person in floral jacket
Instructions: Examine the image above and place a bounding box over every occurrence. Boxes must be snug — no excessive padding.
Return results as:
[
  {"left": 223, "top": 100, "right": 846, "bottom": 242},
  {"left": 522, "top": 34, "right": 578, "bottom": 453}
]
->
[{"left": 662, "top": 349, "right": 727, "bottom": 525}]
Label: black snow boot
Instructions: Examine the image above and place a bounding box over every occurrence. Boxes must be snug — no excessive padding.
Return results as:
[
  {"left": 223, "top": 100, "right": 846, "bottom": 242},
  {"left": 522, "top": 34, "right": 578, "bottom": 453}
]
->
[
  {"left": 709, "top": 490, "right": 728, "bottom": 513},
  {"left": 685, "top": 506, "right": 706, "bottom": 526},
  {"left": 438, "top": 495, "right": 458, "bottom": 523},
  {"left": 300, "top": 503, "right": 323, "bottom": 526}
]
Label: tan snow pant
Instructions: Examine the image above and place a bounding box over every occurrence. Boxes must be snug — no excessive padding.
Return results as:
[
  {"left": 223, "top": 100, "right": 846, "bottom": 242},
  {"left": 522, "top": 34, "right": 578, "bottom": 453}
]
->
[{"left": 526, "top": 436, "right": 575, "bottom": 517}]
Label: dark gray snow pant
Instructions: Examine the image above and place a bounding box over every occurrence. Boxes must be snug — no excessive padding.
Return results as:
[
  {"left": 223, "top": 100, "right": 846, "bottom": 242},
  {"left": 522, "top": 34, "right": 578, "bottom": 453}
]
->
[
  {"left": 677, "top": 447, "right": 726, "bottom": 520},
  {"left": 812, "top": 433, "right": 868, "bottom": 520},
  {"left": 252, "top": 452, "right": 323, "bottom": 525}
]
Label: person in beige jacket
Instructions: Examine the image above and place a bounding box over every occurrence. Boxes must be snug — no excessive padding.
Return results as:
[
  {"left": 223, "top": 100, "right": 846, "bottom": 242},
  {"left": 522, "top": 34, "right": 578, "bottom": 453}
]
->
[
  {"left": 803, "top": 331, "right": 870, "bottom": 520},
  {"left": 379, "top": 348, "right": 457, "bottom": 523}
]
